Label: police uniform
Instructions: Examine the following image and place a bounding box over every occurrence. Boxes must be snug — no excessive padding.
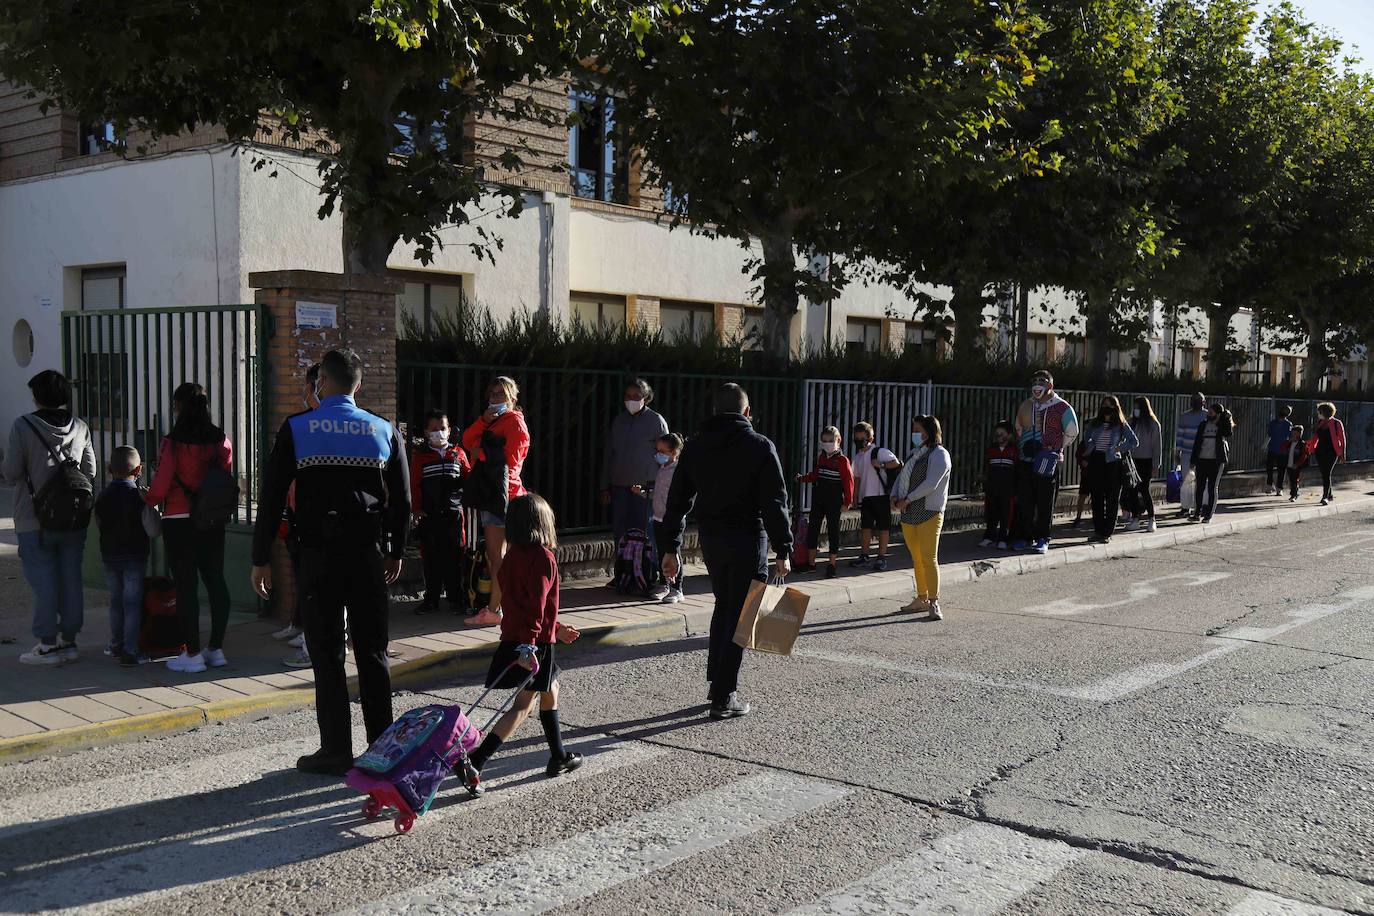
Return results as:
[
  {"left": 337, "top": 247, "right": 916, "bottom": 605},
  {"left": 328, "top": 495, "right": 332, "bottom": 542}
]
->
[{"left": 252, "top": 394, "right": 410, "bottom": 758}]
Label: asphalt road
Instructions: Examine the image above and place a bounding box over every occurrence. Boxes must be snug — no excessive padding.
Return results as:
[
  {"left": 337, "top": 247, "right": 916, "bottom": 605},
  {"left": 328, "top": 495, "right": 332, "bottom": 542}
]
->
[{"left": 2, "top": 513, "right": 1373, "bottom": 915}]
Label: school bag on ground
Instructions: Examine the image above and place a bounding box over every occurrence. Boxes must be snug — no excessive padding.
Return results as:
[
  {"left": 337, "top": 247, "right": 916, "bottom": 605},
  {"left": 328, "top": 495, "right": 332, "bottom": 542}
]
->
[
  {"left": 346, "top": 646, "right": 541, "bottom": 834},
  {"left": 790, "top": 513, "right": 810, "bottom": 568},
  {"left": 21, "top": 417, "right": 94, "bottom": 532},
  {"left": 612, "top": 527, "right": 657, "bottom": 594},
  {"left": 467, "top": 539, "right": 492, "bottom": 610},
  {"left": 139, "top": 576, "right": 181, "bottom": 659}
]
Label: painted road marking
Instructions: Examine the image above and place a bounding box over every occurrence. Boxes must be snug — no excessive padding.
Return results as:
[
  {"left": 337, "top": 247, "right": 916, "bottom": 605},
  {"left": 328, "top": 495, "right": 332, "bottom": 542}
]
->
[
  {"left": 343, "top": 772, "right": 850, "bottom": 915},
  {"left": 1020, "top": 572, "right": 1232, "bottom": 617},
  {"left": 1227, "top": 890, "right": 1353, "bottom": 915},
  {"left": 1310, "top": 534, "right": 1374, "bottom": 558},
  {"left": 0, "top": 736, "right": 667, "bottom": 913},
  {"left": 798, "top": 587, "right": 1374, "bottom": 704},
  {"left": 0, "top": 736, "right": 318, "bottom": 841},
  {"left": 788, "top": 823, "right": 1086, "bottom": 915}
]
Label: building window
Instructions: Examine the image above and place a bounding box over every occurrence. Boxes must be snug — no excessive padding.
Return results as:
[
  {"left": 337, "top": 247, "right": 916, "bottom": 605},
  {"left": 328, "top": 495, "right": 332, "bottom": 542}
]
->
[
  {"left": 569, "top": 88, "right": 628, "bottom": 204},
  {"left": 393, "top": 111, "right": 451, "bottom": 157},
  {"left": 1181, "top": 348, "right": 1199, "bottom": 379},
  {"left": 1062, "top": 336, "right": 1085, "bottom": 365},
  {"left": 570, "top": 292, "right": 627, "bottom": 331},
  {"left": 1027, "top": 333, "right": 1050, "bottom": 364},
  {"left": 392, "top": 272, "right": 469, "bottom": 336},
  {"left": 81, "top": 266, "right": 126, "bottom": 310},
  {"left": 660, "top": 301, "right": 714, "bottom": 343},
  {"left": 79, "top": 266, "right": 128, "bottom": 421},
  {"left": 904, "top": 324, "right": 939, "bottom": 360},
  {"left": 1107, "top": 349, "right": 1136, "bottom": 372},
  {"left": 78, "top": 120, "right": 117, "bottom": 156},
  {"left": 845, "top": 318, "right": 881, "bottom": 354}
]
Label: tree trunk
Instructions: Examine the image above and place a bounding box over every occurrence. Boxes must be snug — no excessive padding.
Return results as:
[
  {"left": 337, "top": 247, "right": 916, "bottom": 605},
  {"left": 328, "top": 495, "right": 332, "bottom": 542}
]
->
[
  {"left": 949, "top": 280, "right": 986, "bottom": 365},
  {"left": 1082, "top": 289, "right": 1113, "bottom": 385},
  {"left": 1016, "top": 283, "right": 1030, "bottom": 370},
  {"left": 759, "top": 226, "right": 799, "bottom": 359},
  {"left": 342, "top": 203, "right": 397, "bottom": 278},
  {"left": 1204, "top": 301, "right": 1239, "bottom": 383},
  {"left": 1304, "top": 310, "right": 1329, "bottom": 389}
]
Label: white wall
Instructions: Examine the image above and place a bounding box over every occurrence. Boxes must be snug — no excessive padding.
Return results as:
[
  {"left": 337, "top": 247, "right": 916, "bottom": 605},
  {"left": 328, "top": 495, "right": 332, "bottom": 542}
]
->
[{"left": 0, "top": 147, "right": 239, "bottom": 437}]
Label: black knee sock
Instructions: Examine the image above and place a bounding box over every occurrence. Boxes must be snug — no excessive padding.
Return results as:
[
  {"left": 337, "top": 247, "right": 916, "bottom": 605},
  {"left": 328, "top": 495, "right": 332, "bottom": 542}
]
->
[
  {"left": 469, "top": 733, "right": 503, "bottom": 771},
  {"left": 539, "top": 709, "right": 565, "bottom": 759}
]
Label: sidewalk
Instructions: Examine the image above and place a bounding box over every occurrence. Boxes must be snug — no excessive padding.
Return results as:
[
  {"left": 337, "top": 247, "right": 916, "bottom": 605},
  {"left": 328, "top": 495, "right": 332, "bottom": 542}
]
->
[{"left": 2, "top": 481, "right": 1371, "bottom": 760}]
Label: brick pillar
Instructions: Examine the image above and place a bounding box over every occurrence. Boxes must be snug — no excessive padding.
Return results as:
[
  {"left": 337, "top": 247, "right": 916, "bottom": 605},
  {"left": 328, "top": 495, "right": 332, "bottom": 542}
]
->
[
  {"left": 880, "top": 318, "right": 905, "bottom": 354},
  {"left": 249, "top": 269, "right": 403, "bottom": 622},
  {"left": 715, "top": 303, "right": 745, "bottom": 343},
  {"left": 628, "top": 294, "right": 662, "bottom": 332}
]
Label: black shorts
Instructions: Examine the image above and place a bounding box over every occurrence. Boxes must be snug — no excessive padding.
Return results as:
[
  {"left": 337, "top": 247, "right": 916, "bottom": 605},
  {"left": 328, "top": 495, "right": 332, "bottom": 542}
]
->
[
  {"left": 859, "top": 495, "right": 892, "bottom": 531},
  {"left": 485, "top": 641, "right": 558, "bottom": 692}
]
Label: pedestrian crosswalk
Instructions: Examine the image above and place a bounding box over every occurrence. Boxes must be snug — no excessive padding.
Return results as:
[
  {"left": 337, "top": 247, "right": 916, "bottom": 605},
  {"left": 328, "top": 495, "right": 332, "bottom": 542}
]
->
[{"left": 0, "top": 730, "right": 1359, "bottom": 915}]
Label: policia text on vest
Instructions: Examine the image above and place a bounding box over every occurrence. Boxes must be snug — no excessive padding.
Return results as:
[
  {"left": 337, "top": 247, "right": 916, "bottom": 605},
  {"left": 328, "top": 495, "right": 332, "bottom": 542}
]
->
[{"left": 251, "top": 389, "right": 411, "bottom": 771}]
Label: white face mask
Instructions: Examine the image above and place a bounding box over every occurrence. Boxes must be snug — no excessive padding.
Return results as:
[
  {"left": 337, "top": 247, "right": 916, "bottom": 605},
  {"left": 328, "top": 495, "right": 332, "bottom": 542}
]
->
[
  {"left": 1132, "top": 409, "right": 1141, "bottom": 418},
  {"left": 1032, "top": 385, "right": 1047, "bottom": 399},
  {"left": 821, "top": 441, "right": 839, "bottom": 454},
  {"left": 625, "top": 399, "right": 645, "bottom": 415},
  {"left": 428, "top": 430, "right": 449, "bottom": 447}
]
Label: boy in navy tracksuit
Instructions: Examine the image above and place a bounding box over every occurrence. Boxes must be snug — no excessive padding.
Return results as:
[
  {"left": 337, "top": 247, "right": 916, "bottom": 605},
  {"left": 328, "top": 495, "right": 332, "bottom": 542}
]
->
[
  {"left": 982, "top": 421, "right": 1019, "bottom": 549},
  {"left": 411, "top": 410, "right": 471, "bottom": 614}
]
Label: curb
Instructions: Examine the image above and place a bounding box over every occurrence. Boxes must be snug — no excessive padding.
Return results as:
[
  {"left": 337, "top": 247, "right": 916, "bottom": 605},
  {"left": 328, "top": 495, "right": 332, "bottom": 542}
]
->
[{"left": 3, "top": 494, "right": 1369, "bottom": 762}]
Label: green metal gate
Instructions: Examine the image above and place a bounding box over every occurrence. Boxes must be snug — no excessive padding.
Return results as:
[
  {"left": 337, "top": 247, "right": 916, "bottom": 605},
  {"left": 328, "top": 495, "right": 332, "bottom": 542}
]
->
[{"left": 60, "top": 305, "right": 270, "bottom": 525}]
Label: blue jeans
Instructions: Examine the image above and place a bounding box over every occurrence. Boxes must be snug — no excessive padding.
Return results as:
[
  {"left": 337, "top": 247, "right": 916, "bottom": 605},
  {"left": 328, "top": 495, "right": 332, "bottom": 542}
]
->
[
  {"left": 610, "top": 486, "right": 653, "bottom": 545},
  {"left": 17, "top": 529, "right": 88, "bottom": 644},
  {"left": 104, "top": 558, "right": 147, "bottom": 656}
]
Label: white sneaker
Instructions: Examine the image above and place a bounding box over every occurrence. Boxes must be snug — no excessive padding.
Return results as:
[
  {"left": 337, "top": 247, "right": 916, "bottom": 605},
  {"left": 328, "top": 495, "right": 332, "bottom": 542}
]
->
[
  {"left": 1125, "top": 519, "right": 1141, "bottom": 532},
  {"left": 662, "top": 588, "right": 684, "bottom": 604},
  {"left": 271, "top": 625, "right": 302, "bottom": 641},
  {"left": 996, "top": 541, "right": 1009, "bottom": 550},
  {"left": 58, "top": 641, "right": 79, "bottom": 662},
  {"left": 203, "top": 648, "right": 228, "bottom": 668},
  {"left": 1146, "top": 519, "right": 1157, "bottom": 532},
  {"left": 167, "top": 651, "right": 207, "bottom": 673},
  {"left": 287, "top": 633, "right": 306, "bottom": 649},
  {"left": 283, "top": 649, "right": 312, "bottom": 669},
  {"left": 103, "top": 642, "right": 117, "bottom": 657},
  {"left": 649, "top": 585, "right": 670, "bottom": 601},
  {"left": 978, "top": 538, "right": 994, "bottom": 548},
  {"left": 20, "top": 643, "right": 62, "bottom": 666}
]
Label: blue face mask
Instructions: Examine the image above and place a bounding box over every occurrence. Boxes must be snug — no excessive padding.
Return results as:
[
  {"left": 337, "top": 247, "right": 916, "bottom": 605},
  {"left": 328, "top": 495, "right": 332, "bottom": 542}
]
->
[
  {"left": 654, "top": 452, "right": 671, "bottom": 466},
  {"left": 489, "top": 401, "right": 509, "bottom": 417},
  {"left": 911, "top": 432, "right": 924, "bottom": 447}
]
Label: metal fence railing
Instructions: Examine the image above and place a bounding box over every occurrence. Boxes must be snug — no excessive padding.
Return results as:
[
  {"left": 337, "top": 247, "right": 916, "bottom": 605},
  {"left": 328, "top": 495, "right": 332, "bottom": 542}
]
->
[
  {"left": 797, "top": 379, "right": 931, "bottom": 508},
  {"left": 61, "top": 306, "right": 268, "bottom": 525},
  {"left": 399, "top": 363, "right": 803, "bottom": 532}
]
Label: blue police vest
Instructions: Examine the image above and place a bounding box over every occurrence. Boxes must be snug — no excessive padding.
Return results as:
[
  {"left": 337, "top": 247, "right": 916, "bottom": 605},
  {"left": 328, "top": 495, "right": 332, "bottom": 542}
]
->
[{"left": 289, "top": 395, "right": 394, "bottom": 470}]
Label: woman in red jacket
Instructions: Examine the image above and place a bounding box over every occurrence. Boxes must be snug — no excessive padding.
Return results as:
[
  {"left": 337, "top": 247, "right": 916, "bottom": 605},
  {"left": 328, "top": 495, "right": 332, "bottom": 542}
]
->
[
  {"left": 145, "top": 383, "right": 234, "bottom": 674},
  {"left": 462, "top": 375, "right": 531, "bottom": 627},
  {"left": 1306, "top": 402, "right": 1347, "bottom": 505}
]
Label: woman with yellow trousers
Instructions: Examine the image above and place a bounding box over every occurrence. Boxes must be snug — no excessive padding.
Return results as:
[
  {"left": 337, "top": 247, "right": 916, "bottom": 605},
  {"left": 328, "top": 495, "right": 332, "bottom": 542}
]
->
[{"left": 892, "top": 415, "right": 951, "bottom": 620}]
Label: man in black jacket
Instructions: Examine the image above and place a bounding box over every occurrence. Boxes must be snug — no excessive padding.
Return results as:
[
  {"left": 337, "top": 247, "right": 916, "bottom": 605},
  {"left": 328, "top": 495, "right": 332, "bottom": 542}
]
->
[{"left": 658, "top": 383, "right": 792, "bottom": 719}]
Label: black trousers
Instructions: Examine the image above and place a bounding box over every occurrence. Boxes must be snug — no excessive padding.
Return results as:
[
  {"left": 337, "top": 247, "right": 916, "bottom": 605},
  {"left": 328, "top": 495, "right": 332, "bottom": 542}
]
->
[
  {"left": 984, "top": 476, "right": 1016, "bottom": 541},
  {"left": 1015, "top": 464, "right": 1058, "bottom": 542},
  {"left": 298, "top": 538, "right": 393, "bottom": 757},
  {"left": 698, "top": 530, "right": 767, "bottom": 700},
  {"left": 1266, "top": 452, "right": 1287, "bottom": 489},
  {"left": 1286, "top": 466, "right": 1303, "bottom": 498},
  {"left": 162, "top": 518, "right": 231, "bottom": 654},
  {"left": 806, "top": 499, "right": 842, "bottom": 555},
  {"left": 1131, "top": 457, "right": 1155, "bottom": 520},
  {"left": 1316, "top": 451, "right": 1337, "bottom": 500},
  {"left": 419, "top": 512, "right": 464, "bottom": 608},
  {"left": 1086, "top": 454, "right": 1123, "bottom": 539},
  {"left": 1194, "top": 459, "right": 1224, "bottom": 517}
]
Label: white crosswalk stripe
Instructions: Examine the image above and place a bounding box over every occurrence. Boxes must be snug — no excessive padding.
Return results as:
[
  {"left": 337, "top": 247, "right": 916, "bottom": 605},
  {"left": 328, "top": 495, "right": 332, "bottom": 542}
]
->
[
  {"left": 1226, "top": 890, "right": 1354, "bottom": 916},
  {"left": 788, "top": 823, "right": 1087, "bottom": 915},
  {"left": 342, "top": 772, "right": 850, "bottom": 916},
  {"left": 0, "top": 736, "right": 666, "bottom": 914}
]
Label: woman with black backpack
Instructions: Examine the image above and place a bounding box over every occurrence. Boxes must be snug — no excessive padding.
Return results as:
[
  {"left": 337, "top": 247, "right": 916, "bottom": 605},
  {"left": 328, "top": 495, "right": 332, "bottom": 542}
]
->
[
  {"left": 3, "top": 370, "right": 97, "bottom": 666},
  {"left": 145, "top": 382, "right": 235, "bottom": 674}
]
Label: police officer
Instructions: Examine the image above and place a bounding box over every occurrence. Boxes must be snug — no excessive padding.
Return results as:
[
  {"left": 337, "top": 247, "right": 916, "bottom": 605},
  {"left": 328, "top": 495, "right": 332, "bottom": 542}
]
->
[{"left": 251, "top": 348, "right": 410, "bottom": 775}]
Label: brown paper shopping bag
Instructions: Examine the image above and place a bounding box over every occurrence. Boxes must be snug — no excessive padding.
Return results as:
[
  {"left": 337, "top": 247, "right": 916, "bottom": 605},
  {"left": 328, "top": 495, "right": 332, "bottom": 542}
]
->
[{"left": 733, "top": 578, "right": 810, "bottom": 655}]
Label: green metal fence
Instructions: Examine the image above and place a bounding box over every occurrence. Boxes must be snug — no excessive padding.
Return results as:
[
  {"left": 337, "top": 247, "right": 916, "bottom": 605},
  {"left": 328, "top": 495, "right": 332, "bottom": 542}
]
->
[
  {"left": 60, "top": 305, "right": 269, "bottom": 525},
  {"left": 399, "top": 363, "right": 803, "bottom": 532}
]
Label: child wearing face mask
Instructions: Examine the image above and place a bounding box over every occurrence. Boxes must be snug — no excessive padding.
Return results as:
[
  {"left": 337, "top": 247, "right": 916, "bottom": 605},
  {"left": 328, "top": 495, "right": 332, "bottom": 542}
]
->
[
  {"left": 796, "top": 426, "right": 854, "bottom": 578},
  {"left": 410, "top": 409, "right": 471, "bottom": 615},
  {"left": 982, "top": 421, "right": 1019, "bottom": 549},
  {"left": 637, "top": 433, "right": 685, "bottom": 602}
]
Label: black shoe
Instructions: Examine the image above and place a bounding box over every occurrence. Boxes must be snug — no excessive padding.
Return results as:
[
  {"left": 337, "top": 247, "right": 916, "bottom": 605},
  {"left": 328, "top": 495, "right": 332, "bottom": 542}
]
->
[
  {"left": 296, "top": 750, "right": 354, "bottom": 776},
  {"left": 546, "top": 752, "right": 584, "bottom": 777},
  {"left": 119, "top": 652, "right": 139, "bottom": 668},
  {"left": 1188, "top": 513, "right": 1200, "bottom": 523},
  {"left": 849, "top": 555, "right": 871, "bottom": 569},
  {"left": 415, "top": 602, "right": 439, "bottom": 616},
  {"left": 709, "top": 692, "right": 751, "bottom": 720},
  {"left": 795, "top": 562, "right": 816, "bottom": 574},
  {"left": 873, "top": 557, "right": 888, "bottom": 572},
  {"left": 825, "top": 563, "right": 837, "bottom": 579}
]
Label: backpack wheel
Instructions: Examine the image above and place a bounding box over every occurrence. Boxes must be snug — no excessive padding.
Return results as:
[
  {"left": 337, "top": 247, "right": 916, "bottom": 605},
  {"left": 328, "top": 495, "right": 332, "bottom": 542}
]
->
[
  {"left": 362, "top": 798, "right": 383, "bottom": 819},
  {"left": 394, "top": 813, "right": 415, "bottom": 834}
]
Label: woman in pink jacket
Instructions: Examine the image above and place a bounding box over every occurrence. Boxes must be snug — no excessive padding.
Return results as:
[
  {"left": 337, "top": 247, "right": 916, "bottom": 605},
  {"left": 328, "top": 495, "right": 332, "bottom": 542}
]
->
[
  {"left": 1305, "top": 402, "right": 1346, "bottom": 506},
  {"left": 145, "top": 383, "right": 233, "bottom": 673}
]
